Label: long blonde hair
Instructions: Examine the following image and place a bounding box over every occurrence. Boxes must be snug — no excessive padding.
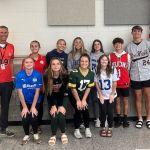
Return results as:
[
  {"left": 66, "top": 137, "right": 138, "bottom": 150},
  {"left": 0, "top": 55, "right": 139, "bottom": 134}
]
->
[
  {"left": 44, "top": 57, "right": 67, "bottom": 95},
  {"left": 69, "top": 37, "right": 87, "bottom": 59}
]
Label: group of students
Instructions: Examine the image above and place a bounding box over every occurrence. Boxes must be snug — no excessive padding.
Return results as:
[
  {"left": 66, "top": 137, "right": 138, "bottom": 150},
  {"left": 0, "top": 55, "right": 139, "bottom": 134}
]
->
[{"left": 0, "top": 25, "right": 150, "bottom": 146}]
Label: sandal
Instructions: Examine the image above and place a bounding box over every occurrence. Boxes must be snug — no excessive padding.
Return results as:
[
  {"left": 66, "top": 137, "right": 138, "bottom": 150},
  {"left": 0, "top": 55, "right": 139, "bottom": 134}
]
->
[
  {"left": 146, "top": 121, "right": 150, "bottom": 129},
  {"left": 135, "top": 120, "right": 143, "bottom": 129},
  {"left": 61, "top": 134, "right": 68, "bottom": 144},
  {"left": 100, "top": 128, "right": 107, "bottom": 137},
  {"left": 48, "top": 136, "right": 56, "bottom": 146},
  {"left": 106, "top": 129, "right": 112, "bottom": 137}
]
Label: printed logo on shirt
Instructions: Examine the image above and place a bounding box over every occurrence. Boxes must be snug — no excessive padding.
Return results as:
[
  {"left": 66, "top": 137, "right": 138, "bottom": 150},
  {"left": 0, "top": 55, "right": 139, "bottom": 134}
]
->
[
  {"left": 112, "top": 61, "right": 128, "bottom": 68},
  {"left": 33, "top": 78, "right": 37, "bottom": 82},
  {"left": 21, "top": 78, "right": 25, "bottom": 81},
  {"left": 40, "top": 60, "right": 44, "bottom": 64},
  {"left": 131, "top": 49, "right": 149, "bottom": 62},
  {"left": 0, "top": 59, "right": 8, "bottom": 66},
  {"left": 23, "top": 84, "right": 36, "bottom": 88}
]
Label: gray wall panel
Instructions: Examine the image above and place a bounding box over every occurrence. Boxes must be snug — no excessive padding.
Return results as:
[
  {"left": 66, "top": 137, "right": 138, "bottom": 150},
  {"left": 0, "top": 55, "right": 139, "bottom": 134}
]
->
[
  {"left": 104, "top": 0, "right": 150, "bottom": 25},
  {"left": 47, "top": 0, "right": 95, "bottom": 26}
]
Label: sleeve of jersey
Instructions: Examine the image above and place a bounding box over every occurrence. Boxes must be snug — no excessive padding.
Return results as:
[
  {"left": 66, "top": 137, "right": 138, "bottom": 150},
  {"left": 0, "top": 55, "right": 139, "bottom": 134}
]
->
[
  {"left": 36, "top": 73, "right": 43, "bottom": 88},
  {"left": 88, "top": 72, "right": 95, "bottom": 88},
  {"left": 11, "top": 44, "right": 15, "bottom": 59},
  {"left": 43, "top": 56, "right": 48, "bottom": 70},
  {"left": 112, "top": 68, "right": 119, "bottom": 81},
  {"left": 94, "top": 74, "right": 98, "bottom": 83},
  {"left": 125, "top": 45, "right": 130, "bottom": 53},
  {"left": 147, "top": 40, "right": 150, "bottom": 52},
  {"left": 15, "top": 73, "right": 22, "bottom": 89},
  {"left": 68, "top": 71, "right": 76, "bottom": 89},
  {"left": 67, "top": 54, "right": 73, "bottom": 72}
]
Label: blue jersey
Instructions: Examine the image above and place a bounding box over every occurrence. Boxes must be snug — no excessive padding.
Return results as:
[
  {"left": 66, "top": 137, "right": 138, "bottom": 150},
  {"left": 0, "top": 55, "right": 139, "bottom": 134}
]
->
[{"left": 15, "top": 70, "right": 43, "bottom": 104}]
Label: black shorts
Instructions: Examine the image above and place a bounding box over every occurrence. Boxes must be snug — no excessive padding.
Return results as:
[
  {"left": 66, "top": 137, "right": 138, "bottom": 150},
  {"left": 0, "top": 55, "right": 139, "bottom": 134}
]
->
[
  {"left": 116, "top": 88, "right": 129, "bottom": 97},
  {"left": 131, "top": 80, "right": 150, "bottom": 90}
]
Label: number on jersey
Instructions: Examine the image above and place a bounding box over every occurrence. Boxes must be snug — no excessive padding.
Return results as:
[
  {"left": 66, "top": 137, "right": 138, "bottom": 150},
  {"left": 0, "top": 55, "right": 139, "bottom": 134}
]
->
[
  {"left": 99, "top": 79, "right": 111, "bottom": 90},
  {"left": 143, "top": 59, "right": 150, "bottom": 66},
  {"left": 78, "top": 80, "right": 90, "bottom": 91}
]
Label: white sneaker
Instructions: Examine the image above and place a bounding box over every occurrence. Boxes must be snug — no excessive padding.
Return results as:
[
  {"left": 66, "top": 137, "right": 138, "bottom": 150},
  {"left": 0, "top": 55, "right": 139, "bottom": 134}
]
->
[
  {"left": 85, "top": 128, "right": 92, "bottom": 138},
  {"left": 95, "top": 118, "right": 100, "bottom": 128},
  {"left": 21, "top": 135, "right": 30, "bottom": 145},
  {"left": 33, "top": 134, "right": 41, "bottom": 144},
  {"left": 74, "top": 129, "right": 82, "bottom": 139}
]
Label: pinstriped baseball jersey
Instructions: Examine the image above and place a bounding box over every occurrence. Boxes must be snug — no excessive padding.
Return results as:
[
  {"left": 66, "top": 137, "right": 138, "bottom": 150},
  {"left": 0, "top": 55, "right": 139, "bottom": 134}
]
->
[{"left": 126, "top": 40, "right": 150, "bottom": 81}]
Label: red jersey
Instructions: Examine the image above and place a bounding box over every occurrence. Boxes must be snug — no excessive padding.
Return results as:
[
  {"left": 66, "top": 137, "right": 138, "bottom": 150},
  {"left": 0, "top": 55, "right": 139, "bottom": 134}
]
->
[
  {"left": 110, "top": 52, "right": 130, "bottom": 88},
  {"left": 22, "top": 54, "right": 47, "bottom": 74},
  {"left": 0, "top": 43, "right": 14, "bottom": 83}
]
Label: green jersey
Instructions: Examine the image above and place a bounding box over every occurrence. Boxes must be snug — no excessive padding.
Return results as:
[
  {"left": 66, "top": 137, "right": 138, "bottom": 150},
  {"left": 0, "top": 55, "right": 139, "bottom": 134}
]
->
[{"left": 68, "top": 68, "right": 94, "bottom": 98}]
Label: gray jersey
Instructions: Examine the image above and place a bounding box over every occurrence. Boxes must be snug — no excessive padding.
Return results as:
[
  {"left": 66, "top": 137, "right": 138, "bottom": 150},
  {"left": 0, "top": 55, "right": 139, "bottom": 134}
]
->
[
  {"left": 126, "top": 39, "right": 150, "bottom": 81},
  {"left": 67, "top": 51, "right": 89, "bottom": 72},
  {"left": 67, "top": 52, "right": 81, "bottom": 72},
  {"left": 90, "top": 52, "right": 103, "bottom": 74}
]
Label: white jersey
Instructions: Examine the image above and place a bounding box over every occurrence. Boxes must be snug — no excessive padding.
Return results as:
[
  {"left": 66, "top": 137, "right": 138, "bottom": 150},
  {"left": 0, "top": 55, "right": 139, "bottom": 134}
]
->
[
  {"left": 126, "top": 39, "right": 150, "bottom": 81},
  {"left": 94, "top": 68, "right": 119, "bottom": 100}
]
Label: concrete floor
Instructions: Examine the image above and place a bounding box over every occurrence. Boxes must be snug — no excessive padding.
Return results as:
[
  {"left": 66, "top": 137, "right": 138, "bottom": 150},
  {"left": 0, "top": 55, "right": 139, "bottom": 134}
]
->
[{"left": 0, "top": 121, "right": 150, "bottom": 150}]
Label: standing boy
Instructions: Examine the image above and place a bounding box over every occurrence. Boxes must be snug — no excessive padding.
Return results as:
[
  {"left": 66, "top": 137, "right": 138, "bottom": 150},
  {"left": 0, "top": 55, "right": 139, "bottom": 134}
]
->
[
  {"left": 126, "top": 26, "right": 150, "bottom": 129},
  {"left": 110, "top": 37, "right": 130, "bottom": 128}
]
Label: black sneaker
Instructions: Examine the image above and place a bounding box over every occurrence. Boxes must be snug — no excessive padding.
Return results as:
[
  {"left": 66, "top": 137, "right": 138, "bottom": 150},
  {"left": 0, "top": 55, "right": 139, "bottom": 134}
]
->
[
  {"left": 114, "top": 121, "right": 122, "bottom": 128},
  {"left": 122, "top": 115, "right": 130, "bottom": 128},
  {"left": 123, "top": 121, "right": 130, "bottom": 128},
  {"left": 0, "top": 128, "right": 15, "bottom": 137},
  {"left": 114, "top": 116, "right": 122, "bottom": 128}
]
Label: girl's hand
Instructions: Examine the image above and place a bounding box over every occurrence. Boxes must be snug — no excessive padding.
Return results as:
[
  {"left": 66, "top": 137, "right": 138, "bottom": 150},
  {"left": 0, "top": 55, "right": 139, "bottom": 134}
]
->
[
  {"left": 98, "top": 94, "right": 104, "bottom": 104},
  {"left": 109, "top": 93, "right": 115, "bottom": 103},
  {"left": 76, "top": 100, "right": 82, "bottom": 110},
  {"left": 50, "top": 105, "right": 57, "bottom": 117},
  {"left": 81, "top": 100, "right": 88, "bottom": 110},
  {"left": 57, "top": 106, "right": 66, "bottom": 115},
  {"left": 30, "top": 106, "right": 38, "bottom": 117},
  {"left": 21, "top": 107, "right": 29, "bottom": 118}
]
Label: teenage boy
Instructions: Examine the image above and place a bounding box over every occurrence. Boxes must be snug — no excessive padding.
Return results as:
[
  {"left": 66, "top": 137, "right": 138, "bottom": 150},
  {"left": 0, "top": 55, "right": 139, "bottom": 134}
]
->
[
  {"left": 110, "top": 37, "right": 130, "bottom": 128},
  {"left": 126, "top": 26, "right": 150, "bottom": 129}
]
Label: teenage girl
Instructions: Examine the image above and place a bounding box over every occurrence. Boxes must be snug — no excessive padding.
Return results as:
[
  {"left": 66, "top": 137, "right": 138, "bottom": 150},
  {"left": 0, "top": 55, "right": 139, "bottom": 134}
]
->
[
  {"left": 22, "top": 40, "right": 47, "bottom": 133},
  {"left": 68, "top": 37, "right": 88, "bottom": 128},
  {"left": 46, "top": 39, "right": 68, "bottom": 69},
  {"left": 16, "top": 57, "right": 43, "bottom": 145},
  {"left": 68, "top": 53, "right": 94, "bottom": 139},
  {"left": 44, "top": 57, "right": 68, "bottom": 146},
  {"left": 90, "top": 39, "right": 104, "bottom": 127},
  {"left": 95, "top": 54, "right": 118, "bottom": 137},
  {"left": 68, "top": 37, "right": 87, "bottom": 72}
]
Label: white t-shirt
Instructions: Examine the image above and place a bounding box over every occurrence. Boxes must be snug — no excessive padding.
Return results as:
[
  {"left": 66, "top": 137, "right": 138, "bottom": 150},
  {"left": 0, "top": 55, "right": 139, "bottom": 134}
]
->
[{"left": 95, "top": 68, "right": 119, "bottom": 100}]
